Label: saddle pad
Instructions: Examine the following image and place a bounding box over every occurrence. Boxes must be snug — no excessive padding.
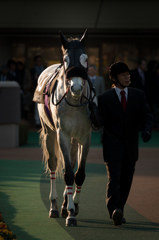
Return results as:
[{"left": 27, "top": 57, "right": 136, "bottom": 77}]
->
[
  {"left": 33, "top": 64, "right": 63, "bottom": 131},
  {"left": 44, "top": 81, "right": 56, "bottom": 131},
  {"left": 33, "top": 64, "right": 62, "bottom": 104}
]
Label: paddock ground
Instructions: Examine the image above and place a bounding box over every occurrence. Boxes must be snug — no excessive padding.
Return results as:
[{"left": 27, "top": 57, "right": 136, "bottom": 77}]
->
[{"left": 0, "top": 131, "right": 159, "bottom": 240}]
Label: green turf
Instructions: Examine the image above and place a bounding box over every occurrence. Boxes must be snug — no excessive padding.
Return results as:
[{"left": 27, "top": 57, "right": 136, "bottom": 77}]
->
[
  {"left": 22, "top": 131, "right": 159, "bottom": 148},
  {"left": 41, "top": 163, "right": 159, "bottom": 240},
  {"left": 0, "top": 159, "right": 159, "bottom": 240},
  {"left": 0, "top": 160, "right": 73, "bottom": 240}
]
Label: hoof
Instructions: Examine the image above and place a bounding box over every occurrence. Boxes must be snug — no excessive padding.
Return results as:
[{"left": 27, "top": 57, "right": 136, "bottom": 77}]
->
[
  {"left": 61, "top": 194, "right": 68, "bottom": 218},
  {"left": 49, "top": 210, "right": 59, "bottom": 218},
  {"left": 49, "top": 199, "right": 59, "bottom": 218},
  {"left": 65, "top": 209, "right": 77, "bottom": 226},
  {"left": 61, "top": 206, "right": 68, "bottom": 218},
  {"left": 66, "top": 217, "right": 77, "bottom": 226},
  {"left": 74, "top": 203, "right": 79, "bottom": 216}
]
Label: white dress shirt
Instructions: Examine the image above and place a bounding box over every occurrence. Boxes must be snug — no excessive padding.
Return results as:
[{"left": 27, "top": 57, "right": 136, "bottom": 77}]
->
[{"left": 115, "top": 87, "right": 128, "bottom": 102}]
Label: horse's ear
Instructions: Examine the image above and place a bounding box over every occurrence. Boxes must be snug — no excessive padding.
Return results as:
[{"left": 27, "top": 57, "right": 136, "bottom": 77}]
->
[
  {"left": 80, "top": 29, "right": 87, "bottom": 45},
  {"left": 59, "top": 31, "right": 69, "bottom": 49}
]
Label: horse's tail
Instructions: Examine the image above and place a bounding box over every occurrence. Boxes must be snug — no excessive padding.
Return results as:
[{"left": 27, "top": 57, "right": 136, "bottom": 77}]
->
[
  {"left": 39, "top": 118, "right": 64, "bottom": 178},
  {"left": 54, "top": 134, "right": 64, "bottom": 178},
  {"left": 39, "top": 121, "right": 49, "bottom": 173}
]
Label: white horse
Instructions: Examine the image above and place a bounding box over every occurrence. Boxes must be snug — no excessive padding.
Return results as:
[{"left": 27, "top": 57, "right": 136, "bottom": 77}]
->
[{"left": 35, "top": 31, "right": 95, "bottom": 226}]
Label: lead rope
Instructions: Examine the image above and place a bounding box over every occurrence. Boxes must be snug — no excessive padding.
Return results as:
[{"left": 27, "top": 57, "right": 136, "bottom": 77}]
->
[{"left": 52, "top": 82, "right": 70, "bottom": 106}]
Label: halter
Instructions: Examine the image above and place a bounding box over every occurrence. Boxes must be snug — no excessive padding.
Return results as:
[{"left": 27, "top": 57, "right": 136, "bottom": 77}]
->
[
  {"left": 52, "top": 71, "right": 95, "bottom": 107},
  {"left": 44, "top": 30, "right": 96, "bottom": 130},
  {"left": 49, "top": 52, "right": 95, "bottom": 108}
]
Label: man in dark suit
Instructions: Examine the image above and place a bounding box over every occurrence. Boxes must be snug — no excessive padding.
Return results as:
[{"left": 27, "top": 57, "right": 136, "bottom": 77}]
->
[
  {"left": 7, "top": 59, "right": 17, "bottom": 81},
  {"left": 0, "top": 65, "right": 8, "bottom": 81},
  {"left": 88, "top": 64, "right": 105, "bottom": 98},
  {"left": 130, "top": 59, "right": 150, "bottom": 103},
  {"left": 89, "top": 62, "right": 153, "bottom": 226}
]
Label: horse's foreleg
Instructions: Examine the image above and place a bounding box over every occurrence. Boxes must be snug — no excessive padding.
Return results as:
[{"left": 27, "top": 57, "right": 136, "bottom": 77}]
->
[
  {"left": 57, "top": 130, "right": 77, "bottom": 226},
  {"left": 49, "top": 170, "right": 59, "bottom": 218},
  {"left": 73, "top": 134, "right": 91, "bottom": 214},
  {"left": 44, "top": 127, "right": 59, "bottom": 218},
  {"left": 61, "top": 187, "right": 68, "bottom": 218},
  {"left": 61, "top": 138, "right": 78, "bottom": 218}
]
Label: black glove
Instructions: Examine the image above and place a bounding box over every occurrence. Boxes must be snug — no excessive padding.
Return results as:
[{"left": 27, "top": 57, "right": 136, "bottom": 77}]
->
[
  {"left": 90, "top": 112, "right": 100, "bottom": 129},
  {"left": 141, "top": 131, "right": 151, "bottom": 142},
  {"left": 88, "top": 101, "right": 97, "bottom": 113}
]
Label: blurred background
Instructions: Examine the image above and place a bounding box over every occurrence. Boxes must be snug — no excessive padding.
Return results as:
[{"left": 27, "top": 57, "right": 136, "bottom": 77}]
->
[{"left": 0, "top": 0, "right": 159, "bottom": 134}]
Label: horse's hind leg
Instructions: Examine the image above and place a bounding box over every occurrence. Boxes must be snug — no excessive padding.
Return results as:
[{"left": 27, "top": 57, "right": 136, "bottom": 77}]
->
[
  {"left": 40, "top": 124, "right": 59, "bottom": 218},
  {"left": 61, "top": 138, "right": 78, "bottom": 218}
]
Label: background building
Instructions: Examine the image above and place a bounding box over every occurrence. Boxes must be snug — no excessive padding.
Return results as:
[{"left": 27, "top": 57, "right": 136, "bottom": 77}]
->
[{"left": 0, "top": 0, "right": 159, "bottom": 89}]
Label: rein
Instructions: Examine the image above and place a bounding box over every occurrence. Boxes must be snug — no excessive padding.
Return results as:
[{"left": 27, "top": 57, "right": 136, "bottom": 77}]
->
[
  {"left": 52, "top": 80, "right": 70, "bottom": 106},
  {"left": 52, "top": 76, "right": 96, "bottom": 107}
]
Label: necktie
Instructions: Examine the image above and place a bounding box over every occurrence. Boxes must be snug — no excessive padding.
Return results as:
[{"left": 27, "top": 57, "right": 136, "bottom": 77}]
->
[{"left": 120, "top": 90, "right": 127, "bottom": 112}]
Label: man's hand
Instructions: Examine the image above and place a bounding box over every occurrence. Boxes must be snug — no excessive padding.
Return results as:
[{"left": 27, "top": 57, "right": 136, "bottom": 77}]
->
[
  {"left": 88, "top": 101, "right": 97, "bottom": 112},
  {"left": 141, "top": 131, "right": 151, "bottom": 142}
]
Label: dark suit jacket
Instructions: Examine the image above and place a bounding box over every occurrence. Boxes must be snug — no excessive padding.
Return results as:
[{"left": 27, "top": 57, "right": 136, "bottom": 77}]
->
[
  {"left": 130, "top": 68, "right": 150, "bottom": 103},
  {"left": 92, "top": 75, "right": 105, "bottom": 98},
  {"left": 7, "top": 71, "right": 17, "bottom": 81},
  {"left": 97, "top": 88, "right": 153, "bottom": 163}
]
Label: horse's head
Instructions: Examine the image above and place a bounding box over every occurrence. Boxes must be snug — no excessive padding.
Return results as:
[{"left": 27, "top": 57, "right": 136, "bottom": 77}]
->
[{"left": 60, "top": 30, "right": 88, "bottom": 98}]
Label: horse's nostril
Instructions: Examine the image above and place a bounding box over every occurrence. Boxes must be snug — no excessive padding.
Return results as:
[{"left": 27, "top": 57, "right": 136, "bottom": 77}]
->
[{"left": 70, "top": 84, "right": 83, "bottom": 95}]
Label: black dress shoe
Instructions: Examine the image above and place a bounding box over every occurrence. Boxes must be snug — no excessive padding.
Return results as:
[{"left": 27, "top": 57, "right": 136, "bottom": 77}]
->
[
  {"left": 122, "top": 217, "right": 126, "bottom": 223},
  {"left": 112, "top": 209, "right": 123, "bottom": 226}
]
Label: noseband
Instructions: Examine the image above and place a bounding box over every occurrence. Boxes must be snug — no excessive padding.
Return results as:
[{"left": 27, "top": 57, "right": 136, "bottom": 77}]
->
[
  {"left": 51, "top": 64, "right": 96, "bottom": 107},
  {"left": 64, "top": 77, "right": 87, "bottom": 107}
]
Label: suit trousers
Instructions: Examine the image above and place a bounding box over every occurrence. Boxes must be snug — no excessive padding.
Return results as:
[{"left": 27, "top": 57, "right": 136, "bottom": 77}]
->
[{"left": 105, "top": 150, "right": 136, "bottom": 218}]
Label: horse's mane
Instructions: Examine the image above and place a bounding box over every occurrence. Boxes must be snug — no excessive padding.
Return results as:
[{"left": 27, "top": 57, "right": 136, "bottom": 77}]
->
[{"left": 67, "top": 37, "right": 79, "bottom": 41}]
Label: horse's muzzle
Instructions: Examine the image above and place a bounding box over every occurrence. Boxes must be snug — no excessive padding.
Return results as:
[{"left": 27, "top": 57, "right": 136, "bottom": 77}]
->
[{"left": 66, "top": 67, "right": 88, "bottom": 80}]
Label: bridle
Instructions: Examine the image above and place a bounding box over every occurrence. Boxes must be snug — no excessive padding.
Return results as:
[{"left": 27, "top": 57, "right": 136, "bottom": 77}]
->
[
  {"left": 52, "top": 75, "right": 96, "bottom": 107},
  {"left": 51, "top": 64, "right": 96, "bottom": 108},
  {"left": 44, "top": 30, "right": 96, "bottom": 129}
]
